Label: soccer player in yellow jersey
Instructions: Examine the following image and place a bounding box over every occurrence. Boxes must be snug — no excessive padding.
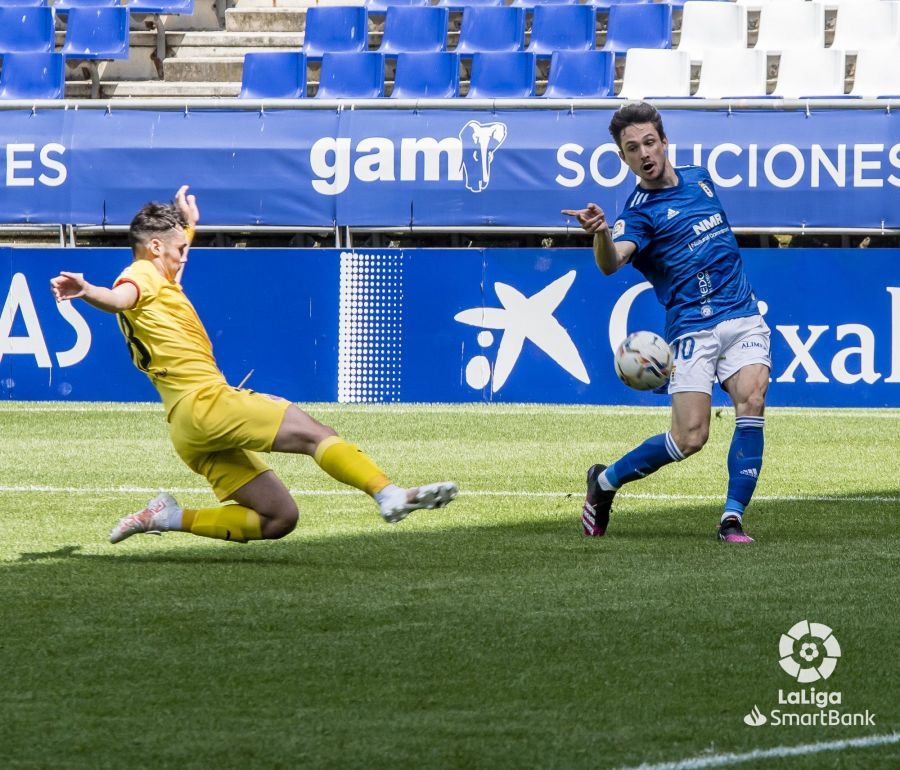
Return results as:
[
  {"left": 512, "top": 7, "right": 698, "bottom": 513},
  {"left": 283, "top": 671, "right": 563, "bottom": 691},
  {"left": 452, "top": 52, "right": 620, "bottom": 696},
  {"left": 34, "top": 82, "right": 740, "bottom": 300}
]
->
[{"left": 50, "top": 185, "right": 457, "bottom": 544}]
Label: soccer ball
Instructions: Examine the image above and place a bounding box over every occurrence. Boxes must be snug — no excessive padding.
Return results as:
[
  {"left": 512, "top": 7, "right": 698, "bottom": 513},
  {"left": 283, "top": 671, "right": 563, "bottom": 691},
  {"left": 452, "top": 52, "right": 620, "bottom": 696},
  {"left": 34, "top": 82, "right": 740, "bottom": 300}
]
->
[{"left": 614, "top": 331, "right": 673, "bottom": 391}]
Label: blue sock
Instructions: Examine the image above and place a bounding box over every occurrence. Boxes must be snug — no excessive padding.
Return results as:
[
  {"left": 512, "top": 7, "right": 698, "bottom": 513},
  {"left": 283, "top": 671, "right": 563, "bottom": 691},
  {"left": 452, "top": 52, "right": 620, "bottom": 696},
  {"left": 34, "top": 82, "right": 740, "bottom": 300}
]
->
[
  {"left": 603, "top": 432, "right": 685, "bottom": 489},
  {"left": 724, "top": 416, "right": 765, "bottom": 518}
]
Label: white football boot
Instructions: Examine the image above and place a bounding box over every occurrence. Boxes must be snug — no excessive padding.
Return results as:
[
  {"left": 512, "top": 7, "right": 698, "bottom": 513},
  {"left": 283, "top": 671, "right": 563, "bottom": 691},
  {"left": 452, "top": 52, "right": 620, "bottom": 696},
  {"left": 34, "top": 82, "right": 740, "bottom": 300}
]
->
[
  {"left": 109, "top": 492, "right": 182, "bottom": 544},
  {"left": 378, "top": 482, "right": 459, "bottom": 524}
]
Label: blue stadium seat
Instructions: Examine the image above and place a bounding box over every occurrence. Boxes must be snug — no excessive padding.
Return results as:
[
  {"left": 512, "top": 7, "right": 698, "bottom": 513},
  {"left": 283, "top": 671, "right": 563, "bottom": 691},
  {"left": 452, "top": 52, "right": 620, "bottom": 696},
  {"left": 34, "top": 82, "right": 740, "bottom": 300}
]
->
[
  {"left": 366, "top": 0, "right": 431, "bottom": 17},
  {"left": 0, "top": 7, "right": 54, "bottom": 53},
  {"left": 0, "top": 51, "right": 64, "bottom": 98},
  {"left": 467, "top": 51, "right": 535, "bottom": 97},
  {"left": 455, "top": 7, "right": 525, "bottom": 55},
  {"left": 390, "top": 51, "right": 459, "bottom": 97},
  {"left": 0, "top": 0, "right": 50, "bottom": 6},
  {"left": 240, "top": 51, "right": 307, "bottom": 99},
  {"left": 603, "top": 3, "right": 672, "bottom": 54},
  {"left": 54, "top": 0, "right": 121, "bottom": 13},
  {"left": 379, "top": 7, "right": 449, "bottom": 56},
  {"left": 316, "top": 52, "right": 385, "bottom": 98},
  {"left": 125, "top": 0, "right": 194, "bottom": 13},
  {"left": 61, "top": 7, "right": 130, "bottom": 59},
  {"left": 510, "top": 0, "right": 577, "bottom": 8},
  {"left": 435, "top": 0, "right": 505, "bottom": 9},
  {"left": 527, "top": 5, "right": 597, "bottom": 57},
  {"left": 303, "top": 6, "right": 369, "bottom": 61},
  {"left": 589, "top": 0, "right": 655, "bottom": 10},
  {"left": 543, "top": 50, "right": 615, "bottom": 97}
]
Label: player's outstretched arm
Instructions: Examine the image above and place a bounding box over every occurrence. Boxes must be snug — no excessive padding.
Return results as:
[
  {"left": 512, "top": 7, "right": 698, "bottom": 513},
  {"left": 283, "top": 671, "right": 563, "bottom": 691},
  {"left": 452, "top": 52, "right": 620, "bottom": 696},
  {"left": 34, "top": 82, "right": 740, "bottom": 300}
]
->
[
  {"left": 174, "top": 184, "right": 199, "bottom": 284},
  {"left": 50, "top": 272, "right": 138, "bottom": 313},
  {"left": 562, "top": 203, "right": 633, "bottom": 276}
]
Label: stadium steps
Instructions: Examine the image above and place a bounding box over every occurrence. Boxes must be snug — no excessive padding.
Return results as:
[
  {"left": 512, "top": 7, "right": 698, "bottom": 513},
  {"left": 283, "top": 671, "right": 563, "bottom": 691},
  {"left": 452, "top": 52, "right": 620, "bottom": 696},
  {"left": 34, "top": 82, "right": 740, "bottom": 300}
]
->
[{"left": 225, "top": 8, "right": 307, "bottom": 33}]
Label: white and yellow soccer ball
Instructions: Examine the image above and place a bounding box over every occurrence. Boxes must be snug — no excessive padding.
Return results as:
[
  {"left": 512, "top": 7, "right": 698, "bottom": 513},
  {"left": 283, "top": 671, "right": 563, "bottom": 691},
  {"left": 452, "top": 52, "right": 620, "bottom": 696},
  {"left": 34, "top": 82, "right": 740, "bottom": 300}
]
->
[{"left": 614, "top": 331, "right": 673, "bottom": 391}]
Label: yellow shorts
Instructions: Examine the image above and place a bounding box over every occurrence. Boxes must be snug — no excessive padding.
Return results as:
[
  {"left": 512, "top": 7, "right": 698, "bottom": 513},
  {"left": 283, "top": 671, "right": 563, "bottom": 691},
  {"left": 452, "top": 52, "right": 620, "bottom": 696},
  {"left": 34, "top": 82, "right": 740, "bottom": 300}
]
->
[{"left": 168, "top": 384, "right": 291, "bottom": 501}]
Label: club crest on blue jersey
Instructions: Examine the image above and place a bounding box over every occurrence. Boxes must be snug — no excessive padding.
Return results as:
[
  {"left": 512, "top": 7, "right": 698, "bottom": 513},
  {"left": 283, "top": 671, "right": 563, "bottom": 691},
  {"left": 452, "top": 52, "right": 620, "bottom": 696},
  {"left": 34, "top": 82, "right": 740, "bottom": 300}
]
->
[
  {"left": 612, "top": 219, "right": 625, "bottom": 238},
  {"left": 699, "top": 181, "right": 714, "bottom": 198}
]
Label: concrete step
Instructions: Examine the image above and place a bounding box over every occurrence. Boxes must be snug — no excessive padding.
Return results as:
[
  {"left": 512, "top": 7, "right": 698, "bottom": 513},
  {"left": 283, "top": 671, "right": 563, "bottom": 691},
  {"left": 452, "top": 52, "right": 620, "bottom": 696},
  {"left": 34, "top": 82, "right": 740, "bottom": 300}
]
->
[
  {"left": 164, "top": 56, "right": 244, "bottom": 81},
  {"left": 174, "top": 45, "right": 298, "bottom": 57},
  {"left": 225, "top": 8, "right": 306, "bottom": 33},
  {"left": 66, "top": 80, "right": 242, "bottom": 99},
  {"left": 167, "top": 30, "right": 303, "bottom": 48}
]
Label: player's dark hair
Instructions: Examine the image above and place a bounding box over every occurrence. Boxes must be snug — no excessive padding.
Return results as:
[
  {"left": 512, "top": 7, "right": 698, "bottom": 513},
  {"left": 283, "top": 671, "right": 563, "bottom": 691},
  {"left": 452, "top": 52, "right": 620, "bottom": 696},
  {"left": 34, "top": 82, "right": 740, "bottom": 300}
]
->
[
  {"left": 128, "top": 202, "right": 187, "bottom": 252},
  {"left": 608, "top": 102, "right": 667, "bottom": 148}
]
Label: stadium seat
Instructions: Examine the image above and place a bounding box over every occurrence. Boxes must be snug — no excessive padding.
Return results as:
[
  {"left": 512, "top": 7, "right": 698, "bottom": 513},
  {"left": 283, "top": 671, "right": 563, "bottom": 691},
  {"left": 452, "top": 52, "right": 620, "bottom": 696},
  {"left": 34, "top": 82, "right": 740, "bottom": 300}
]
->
[
  {"left": 124, "top": 0, "right": 195, "bottom": 61},
  {"left": 543, "top": 50, "right": 615, "bottom": 98},
  {"left": 754, "top": 2, "right": 825, "bottom": 53},
  {"left": 603, "top": 4, "right": 673, "bottom": 54},
  {"left": 378, "top": 7, "right": 449, "bottom": 56},
  {"left": 510, "top": 0, "right": 580, "bottom": 8},
  {"left": 849, "top": 47, "right": 900, "bottom": 97},
  {"left": 240, "top": 52, "right": 307, "bottom": 99},
  {"left": 455, "top": 7, "right": 525, "bottom": 55},
  {"left": 303, "top": 6, "right": 369, "bottom": 61},
  {"left": 466, "top": 51, "right": 536, "bottom": 97},
  {"left": 526, "top": 5, "right": 597, "bottom": 57},
  {"left": 61, "top": 7, "right": 130, "bottom": 59},
  {"left": 694, "top": 48, "right": 768, "bottom": 98},
  {"left": 390, "top": 51, "right": 459, "bottom": 97},
  {"left": 676, "top": 1, "right": 747, "bottom": 64},
  {"left": 53, "top": 0, "right": 121, "bottom": 12},
  {"left": 0, "top": 7, "right": 54, "bottom": 53},
  {"left": 0, "top": 51, "right": 64, "bottom": 99},
  {"left": 0, "top": 0, "right": 49, "bottom": 5},
  {"left": 434, "top": 0, "right": 505, "bottom": 10},
  {"left": 619, "top": 48, "right": 692, "bottom": 98},
  {"left": 589, "top": 0, "right": 653, "bottom": 11},
  {"left": 367, "top": 0, "right": 431, "bottom": 17},
  {"left": 831, "top": 2, "right": 900, "bottom": 54},
  {"left": 772, "top": 48, "right": 846, "bottom": 98},
  {"left": 316, "top": 52, "right": 385, "bottom": 98}
]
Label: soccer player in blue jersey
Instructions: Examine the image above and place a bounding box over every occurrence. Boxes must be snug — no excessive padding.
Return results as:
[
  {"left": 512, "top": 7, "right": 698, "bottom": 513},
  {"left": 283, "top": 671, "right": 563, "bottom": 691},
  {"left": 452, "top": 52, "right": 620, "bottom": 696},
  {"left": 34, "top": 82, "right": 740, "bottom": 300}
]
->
[{"left": 563, "top": 102, "right": 770, "bottom": 543}]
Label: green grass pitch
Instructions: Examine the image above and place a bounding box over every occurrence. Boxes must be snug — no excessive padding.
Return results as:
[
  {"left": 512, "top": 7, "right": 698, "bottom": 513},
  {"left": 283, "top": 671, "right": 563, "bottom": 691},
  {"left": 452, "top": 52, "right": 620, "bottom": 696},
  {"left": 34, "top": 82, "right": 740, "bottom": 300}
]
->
[{"left": 0, "top": 403, "right": 898, "bottom": 769}]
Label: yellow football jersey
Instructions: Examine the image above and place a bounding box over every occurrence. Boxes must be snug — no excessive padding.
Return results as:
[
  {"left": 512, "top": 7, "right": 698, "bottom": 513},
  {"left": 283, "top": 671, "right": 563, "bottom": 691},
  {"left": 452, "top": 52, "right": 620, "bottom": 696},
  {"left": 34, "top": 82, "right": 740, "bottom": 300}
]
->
[{"left": 114, "top": 259, "right": 225, "bottom": 415}]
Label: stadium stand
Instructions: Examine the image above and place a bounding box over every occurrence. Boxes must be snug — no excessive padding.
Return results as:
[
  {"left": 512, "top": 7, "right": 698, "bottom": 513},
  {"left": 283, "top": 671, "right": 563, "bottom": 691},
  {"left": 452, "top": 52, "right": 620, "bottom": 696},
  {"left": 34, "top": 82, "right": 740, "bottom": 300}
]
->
[
  {"left": 239, "top": 50, "right": 306, "bottom": 98},
  {"left": 390, "top": 50, "right": 459, "bottom": 97},
  {"left": 367, "top": 0, "right": 431, "bottom": 16},
  {"left": 455, "top": 7, "right": 526, "bottom": 54},
  {"left": 619, "top": 47, "right": 692, "bottom": 98},
  {"left": 316, "top": 51, "right": 384, "bottom": 97},
  {"left": 676, "top": 1, "right": 747, "bottom": 63},
  {"left": 125, "top": 0, "right": 196, "bottom": 62},
  {"left": 602, "top": 3, "right": 673, "bottom": 54},
  {"left": 378, "top": 6, "right": 449, "bottom": 56},
  {"left": 53, "top": 0, "right": 120, "bottom": 11},
  {"left": 434, "top": 0, "right": 505, "bottom": 9},
  {"left": 61, "top": 6, "right": 130, "bottom": 98},
  {"left": 694, "top": 47, "right": 768, "bottom": 97},
  {"left": 543, "top": 49, "right": 615, "bottom": 97},
  {"left": 0, "top": 51, "right": 64, "bottom": 98},
  {"left": 526, "top": 5, "right": 597, "bottom": 57},
  {"left": 772, "top": 48, "right": 846, "bottom": 97},
  {"left": 0, "top": 6, "right": 54, "bottom": 54},
  {"left": 466, "top": 51, "right": 536, "bottom": 97}
]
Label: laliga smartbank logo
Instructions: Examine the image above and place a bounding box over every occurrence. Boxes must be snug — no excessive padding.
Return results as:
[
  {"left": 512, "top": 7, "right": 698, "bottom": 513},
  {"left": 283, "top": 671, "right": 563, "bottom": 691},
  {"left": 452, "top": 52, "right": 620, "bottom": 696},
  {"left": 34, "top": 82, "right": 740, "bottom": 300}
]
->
[{"left": 743, "top": 620, "right": 876, "bottom": 728}]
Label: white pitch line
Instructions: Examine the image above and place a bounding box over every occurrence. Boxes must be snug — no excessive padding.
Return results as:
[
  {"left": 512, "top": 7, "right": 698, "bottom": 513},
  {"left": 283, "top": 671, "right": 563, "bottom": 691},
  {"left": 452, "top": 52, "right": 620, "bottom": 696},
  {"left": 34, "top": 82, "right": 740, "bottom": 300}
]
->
[
  {"left": 0, "top": 485, "right": 897, "bottom": 503},
  {"left": 614, "top": 732, "right": 900, "bottom": 770}
]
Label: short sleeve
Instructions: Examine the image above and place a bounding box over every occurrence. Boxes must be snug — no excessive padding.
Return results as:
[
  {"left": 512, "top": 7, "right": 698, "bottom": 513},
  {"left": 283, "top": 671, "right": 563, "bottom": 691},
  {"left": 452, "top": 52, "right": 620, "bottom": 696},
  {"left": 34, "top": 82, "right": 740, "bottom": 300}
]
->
[
  {"left": 114, "top": 259, "right": 159, "bottom": 310},
  {"left": 611, "top": 207, "right": 653, "bottom": 258}
]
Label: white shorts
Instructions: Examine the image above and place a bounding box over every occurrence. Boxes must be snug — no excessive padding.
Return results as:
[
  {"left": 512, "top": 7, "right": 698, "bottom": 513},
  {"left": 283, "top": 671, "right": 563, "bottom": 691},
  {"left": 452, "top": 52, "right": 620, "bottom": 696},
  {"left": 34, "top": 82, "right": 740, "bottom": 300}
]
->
[{"left": 668, "top": 315, "right": 771, "bottom": 396}]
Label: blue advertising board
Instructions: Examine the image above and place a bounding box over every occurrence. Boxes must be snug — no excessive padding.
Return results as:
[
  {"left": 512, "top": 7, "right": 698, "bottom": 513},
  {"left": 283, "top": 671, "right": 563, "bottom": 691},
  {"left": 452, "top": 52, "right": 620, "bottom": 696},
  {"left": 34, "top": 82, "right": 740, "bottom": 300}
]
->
[
  {"left": 1, "top": 247, "right": 897, "bottom": 407},
  {"left": 0, "top": 108, "right": 897, "bottom": 228}
]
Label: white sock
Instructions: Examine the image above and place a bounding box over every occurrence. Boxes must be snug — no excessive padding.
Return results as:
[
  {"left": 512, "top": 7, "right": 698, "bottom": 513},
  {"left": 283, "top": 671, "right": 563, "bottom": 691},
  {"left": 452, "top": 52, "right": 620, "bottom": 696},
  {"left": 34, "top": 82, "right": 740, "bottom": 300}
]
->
[
  {"left": 598, "top": 470, "right": 618, "bottom": 492},
  {"left": 721, "top": 511, "right": 743, "bottom": 524}
]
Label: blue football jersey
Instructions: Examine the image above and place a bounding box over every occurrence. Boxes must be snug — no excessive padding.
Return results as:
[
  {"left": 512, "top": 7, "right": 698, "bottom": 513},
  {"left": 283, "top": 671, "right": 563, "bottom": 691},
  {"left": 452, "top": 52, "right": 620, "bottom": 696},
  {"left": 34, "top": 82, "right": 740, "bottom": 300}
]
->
[{"left": 611, "top": 165, "right": 759, "bottom": 342}]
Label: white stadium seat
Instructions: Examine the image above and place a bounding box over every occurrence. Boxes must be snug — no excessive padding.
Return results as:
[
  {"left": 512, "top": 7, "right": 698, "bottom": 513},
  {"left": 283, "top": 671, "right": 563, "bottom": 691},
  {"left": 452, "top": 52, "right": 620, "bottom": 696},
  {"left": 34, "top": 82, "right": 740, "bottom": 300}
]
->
[
  {"left": 849, "top": 47, "right": 900, "bottom": 97},
  {"left": 677, "top": 1, "right": 748, "bottom": 64},
  {"left": 695, "top": 48, "right": 768, "bottom": 98},
  {"left": 831, "top": 2, "right": 900, "bottom": 54},
  {"left": 772, "top": 48, "right": 846, "bottom": 97},
  {"left": 619, "top": 48, "right": 692, "bottom": 99},
  {"left": 755, "top": 1, "right": 826, "bottom": 53}
]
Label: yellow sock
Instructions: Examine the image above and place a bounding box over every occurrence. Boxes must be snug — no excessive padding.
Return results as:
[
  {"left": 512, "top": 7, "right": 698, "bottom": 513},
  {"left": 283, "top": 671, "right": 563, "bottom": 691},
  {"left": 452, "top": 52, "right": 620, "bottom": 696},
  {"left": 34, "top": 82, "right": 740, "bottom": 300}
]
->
[
  {"left": 314, "top": 436, "right": 391, "bottom": 495},
  {"left": 181, "top": 505, "right": 263, "bottom": 543}
]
